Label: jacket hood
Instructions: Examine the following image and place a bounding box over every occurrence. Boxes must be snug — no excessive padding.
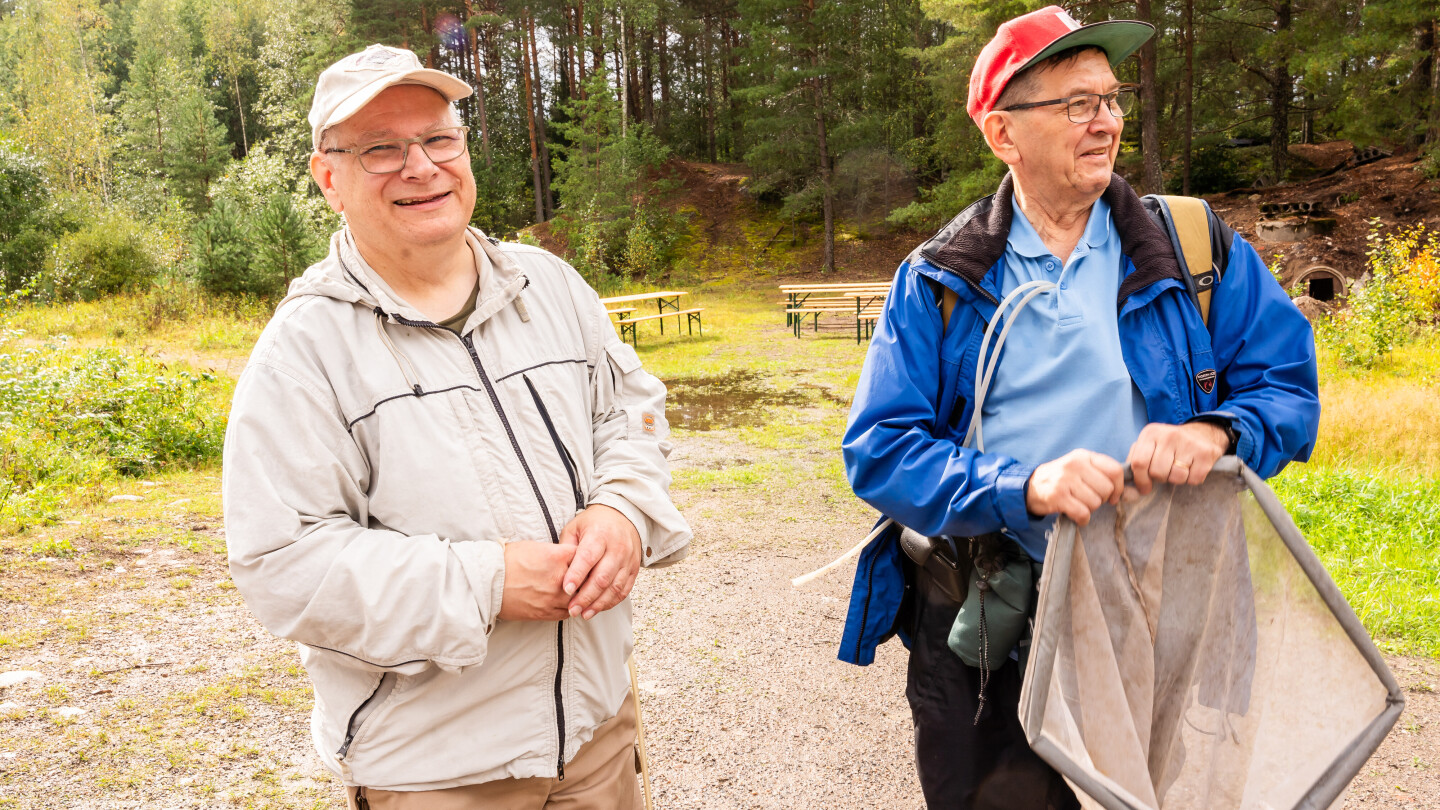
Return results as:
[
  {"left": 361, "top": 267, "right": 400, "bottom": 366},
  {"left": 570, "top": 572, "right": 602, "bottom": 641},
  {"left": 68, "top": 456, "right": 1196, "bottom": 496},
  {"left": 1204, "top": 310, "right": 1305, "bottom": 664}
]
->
[{"left": 282, "top": 226, "right": 530, "bottom": 327}]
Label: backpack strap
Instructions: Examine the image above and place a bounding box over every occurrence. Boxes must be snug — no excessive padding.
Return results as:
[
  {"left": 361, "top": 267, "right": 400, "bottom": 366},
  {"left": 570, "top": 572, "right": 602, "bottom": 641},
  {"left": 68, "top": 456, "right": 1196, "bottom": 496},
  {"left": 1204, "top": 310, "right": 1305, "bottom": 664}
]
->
[{"left": 1141, "top": 194, "right": 1234, "bottom": 328}]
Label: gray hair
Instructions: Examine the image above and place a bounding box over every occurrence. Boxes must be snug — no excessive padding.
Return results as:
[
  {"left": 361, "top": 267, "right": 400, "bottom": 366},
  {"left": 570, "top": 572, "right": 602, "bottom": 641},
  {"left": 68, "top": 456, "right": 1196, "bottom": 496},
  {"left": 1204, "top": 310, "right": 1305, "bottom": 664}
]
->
[{"left": 995, "top": 45, "right": 1108, "bottom": 111}]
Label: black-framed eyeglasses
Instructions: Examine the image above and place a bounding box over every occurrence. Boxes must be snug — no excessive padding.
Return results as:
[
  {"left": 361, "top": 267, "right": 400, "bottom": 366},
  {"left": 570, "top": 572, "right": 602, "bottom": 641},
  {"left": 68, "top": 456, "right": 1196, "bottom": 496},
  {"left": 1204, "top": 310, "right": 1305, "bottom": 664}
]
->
[
  {"left": 324, "top": 125, "right": 470, "bottom": 174},
  {"left": 999, "top": 85, "right": 1138, "bottom": 124}
]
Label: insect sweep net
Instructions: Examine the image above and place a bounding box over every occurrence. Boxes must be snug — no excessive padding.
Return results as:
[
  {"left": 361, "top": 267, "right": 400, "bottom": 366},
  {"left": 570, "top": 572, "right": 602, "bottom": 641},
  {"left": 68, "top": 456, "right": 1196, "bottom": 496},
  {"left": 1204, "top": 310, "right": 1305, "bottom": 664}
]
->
[{"left": 1019, "top": 458, "right": 1404, "bottom": 810}]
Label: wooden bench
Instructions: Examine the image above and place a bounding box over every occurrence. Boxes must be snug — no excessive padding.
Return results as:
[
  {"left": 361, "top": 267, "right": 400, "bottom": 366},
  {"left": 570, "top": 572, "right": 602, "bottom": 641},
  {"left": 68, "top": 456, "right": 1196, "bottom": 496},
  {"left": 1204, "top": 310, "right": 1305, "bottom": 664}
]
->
[
  {"left": 606, "top": 307, "right": 637, "bottom": 317},
  {"left": 615, "top": 308, "right": 705, "bottom": 347},
  {"left": 787, "top": 303, "right": 883, "bottom": 343}
]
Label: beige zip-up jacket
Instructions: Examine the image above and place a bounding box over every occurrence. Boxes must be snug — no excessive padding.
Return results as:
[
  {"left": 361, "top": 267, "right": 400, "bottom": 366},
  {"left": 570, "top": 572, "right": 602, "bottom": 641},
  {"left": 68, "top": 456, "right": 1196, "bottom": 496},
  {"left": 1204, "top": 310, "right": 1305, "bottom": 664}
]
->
[{"left": 222, "top": 228, "right": 690, "bottom": 791}]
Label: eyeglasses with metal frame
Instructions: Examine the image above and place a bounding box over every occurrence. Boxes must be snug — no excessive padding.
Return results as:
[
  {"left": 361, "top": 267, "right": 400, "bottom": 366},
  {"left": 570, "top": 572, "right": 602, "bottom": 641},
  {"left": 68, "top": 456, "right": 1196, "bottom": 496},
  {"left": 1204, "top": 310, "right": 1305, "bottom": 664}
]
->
[
  {"left": 999, "top": 85, "right": 1138, "bottom": 124},
  {"left": 323, "top": 126, "right": 471, "bottom": 174}
]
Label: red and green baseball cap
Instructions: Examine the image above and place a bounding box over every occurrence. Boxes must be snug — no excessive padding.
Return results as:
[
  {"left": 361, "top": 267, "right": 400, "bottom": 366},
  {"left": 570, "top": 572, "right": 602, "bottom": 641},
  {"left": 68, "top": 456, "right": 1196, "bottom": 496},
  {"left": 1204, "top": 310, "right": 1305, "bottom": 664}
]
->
[{"left": 966, "top": 6, "right": 1153, "bottom": 127}]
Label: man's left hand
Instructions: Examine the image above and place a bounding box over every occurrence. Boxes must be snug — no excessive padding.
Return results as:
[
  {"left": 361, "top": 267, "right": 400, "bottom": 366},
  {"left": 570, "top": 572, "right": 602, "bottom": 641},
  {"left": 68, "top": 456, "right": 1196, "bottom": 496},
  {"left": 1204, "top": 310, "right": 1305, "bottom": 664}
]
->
[
  {"left": 1126, "top": 422, "right": 1229, "bottom": 495},
  {"left": 558, "top": 504, "right": 643, "bottom": 621}
]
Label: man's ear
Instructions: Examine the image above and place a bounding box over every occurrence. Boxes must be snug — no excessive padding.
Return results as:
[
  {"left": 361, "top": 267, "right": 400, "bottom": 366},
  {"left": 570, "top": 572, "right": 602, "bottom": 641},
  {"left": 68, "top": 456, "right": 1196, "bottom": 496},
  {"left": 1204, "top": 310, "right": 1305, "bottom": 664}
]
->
[
  {"left": 982, "top": 111, "right": 1022, "bottom": 168},
  {"left": 310, "top": 152, "right": 345, "bottom": 215}
]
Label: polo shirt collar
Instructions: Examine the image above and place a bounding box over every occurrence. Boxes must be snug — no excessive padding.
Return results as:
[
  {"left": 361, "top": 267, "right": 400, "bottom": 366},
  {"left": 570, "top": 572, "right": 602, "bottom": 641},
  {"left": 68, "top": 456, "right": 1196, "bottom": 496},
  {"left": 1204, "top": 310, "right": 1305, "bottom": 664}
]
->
[{"left": 1007, "top": 195, "right": 1114, "bottom": 259}]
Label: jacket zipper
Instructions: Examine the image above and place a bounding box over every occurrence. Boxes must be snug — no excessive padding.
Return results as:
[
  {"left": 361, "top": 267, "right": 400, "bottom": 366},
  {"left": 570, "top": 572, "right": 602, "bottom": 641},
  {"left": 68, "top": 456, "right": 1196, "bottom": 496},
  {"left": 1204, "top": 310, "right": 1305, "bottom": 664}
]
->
[
  {"left": 523, "top": 375, "right": 586, "bottom": 512},
  {"left": 917, "top": 250, "right": 1001, "bottom": 306},
  {"left": 855, "top": 535, "right": 881, "bottom": 658},
  {"left": 457, "top": 332, "right": 567, "bottom": 781},
  {"left": 382, "top": 310, "right": 570, "bottom": 780},
  {"left": 337, "top": 672, "right": 395, "bottom": 759},
  {"left": 522, "top": 376, "right": 581, "bottom": 781}
]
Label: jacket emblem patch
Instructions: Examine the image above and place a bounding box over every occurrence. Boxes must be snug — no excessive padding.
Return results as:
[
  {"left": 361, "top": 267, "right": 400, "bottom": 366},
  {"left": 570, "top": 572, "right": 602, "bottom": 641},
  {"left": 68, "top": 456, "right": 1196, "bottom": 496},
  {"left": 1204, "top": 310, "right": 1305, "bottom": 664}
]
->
[
  {"left": 1196, "top": 369, "right": 1217, "bottom": 395},
  {"left": 642, "top": 413, "right": 656, "bottom": 432}
]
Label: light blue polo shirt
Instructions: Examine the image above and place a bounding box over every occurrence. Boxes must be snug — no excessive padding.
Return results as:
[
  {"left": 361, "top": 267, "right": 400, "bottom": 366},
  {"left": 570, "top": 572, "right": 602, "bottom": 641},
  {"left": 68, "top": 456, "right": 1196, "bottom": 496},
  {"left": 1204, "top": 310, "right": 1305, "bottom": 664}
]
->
[{"left": 976, "top": 195, "right": 1149, "bottom": 559}]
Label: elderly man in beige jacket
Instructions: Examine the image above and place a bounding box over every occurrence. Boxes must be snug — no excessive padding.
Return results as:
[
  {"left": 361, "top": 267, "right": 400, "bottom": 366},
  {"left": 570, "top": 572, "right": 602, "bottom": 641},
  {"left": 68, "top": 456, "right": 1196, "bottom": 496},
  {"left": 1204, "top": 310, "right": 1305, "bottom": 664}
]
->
[{"left": 222, "top": 45, "right": 690, "bottom": 810}]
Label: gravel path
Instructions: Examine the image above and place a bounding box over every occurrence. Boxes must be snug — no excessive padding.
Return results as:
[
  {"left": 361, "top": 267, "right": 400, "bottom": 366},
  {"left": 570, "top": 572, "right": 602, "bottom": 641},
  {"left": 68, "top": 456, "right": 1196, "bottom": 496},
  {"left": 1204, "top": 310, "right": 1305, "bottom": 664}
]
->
[{"left": 634, "top": 433, "right": 920, "bottom": 807}]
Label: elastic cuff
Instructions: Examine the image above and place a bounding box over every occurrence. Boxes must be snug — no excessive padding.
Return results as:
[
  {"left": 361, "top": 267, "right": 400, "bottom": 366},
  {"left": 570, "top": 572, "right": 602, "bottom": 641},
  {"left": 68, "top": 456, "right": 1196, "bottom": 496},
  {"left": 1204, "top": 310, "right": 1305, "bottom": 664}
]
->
[
  {"left": 996, "top": 462, "right": 1038, "bottom": 530},
  {"left": 462, "top": 540, "right": 506, "bottom": 631}
]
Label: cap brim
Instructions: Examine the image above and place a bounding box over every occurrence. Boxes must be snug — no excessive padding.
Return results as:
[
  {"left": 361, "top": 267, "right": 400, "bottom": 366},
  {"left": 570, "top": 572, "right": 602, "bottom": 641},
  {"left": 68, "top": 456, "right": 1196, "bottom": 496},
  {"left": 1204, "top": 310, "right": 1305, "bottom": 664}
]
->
[
  {"left": 324, "top": 69, "right": 474, "bottom": 136},
  {"left": 1018, "top": 20, "right": 1155, "bottom": 73}
]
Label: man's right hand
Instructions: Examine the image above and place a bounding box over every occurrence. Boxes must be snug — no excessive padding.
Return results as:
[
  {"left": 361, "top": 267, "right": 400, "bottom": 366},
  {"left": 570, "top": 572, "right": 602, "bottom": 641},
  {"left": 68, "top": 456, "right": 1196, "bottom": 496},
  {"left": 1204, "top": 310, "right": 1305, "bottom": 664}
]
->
[
  {"left": 499, "top": 542, "right": 577, "bottom": 622},
  {"left": 1024, "top": 449, "right": 1125, "bottom": 527}
]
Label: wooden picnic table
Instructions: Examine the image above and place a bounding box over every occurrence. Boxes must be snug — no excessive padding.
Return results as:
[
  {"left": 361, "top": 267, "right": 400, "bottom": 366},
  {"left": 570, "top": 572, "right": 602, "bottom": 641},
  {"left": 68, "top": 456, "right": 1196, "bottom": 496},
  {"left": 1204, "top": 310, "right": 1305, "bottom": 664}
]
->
[
  {"left": 785, "top": 291, "right": 888, "bottom": 344},
  {"left": 598, "top": 291, "right": 689, "bottom": 333},
  {"left": 598, "top": 291, "right": 702, "bottom": 346},
  {"left": 778, "top": 283, "right": 889, "bottom": 329}
]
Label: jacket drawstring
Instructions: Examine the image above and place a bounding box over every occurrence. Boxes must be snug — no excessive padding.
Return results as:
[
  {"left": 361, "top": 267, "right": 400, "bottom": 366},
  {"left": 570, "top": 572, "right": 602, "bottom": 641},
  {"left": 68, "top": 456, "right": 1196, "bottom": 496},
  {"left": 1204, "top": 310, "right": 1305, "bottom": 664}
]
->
[{"left": 373, "top": 307, "right": 424, "bottom": 395}]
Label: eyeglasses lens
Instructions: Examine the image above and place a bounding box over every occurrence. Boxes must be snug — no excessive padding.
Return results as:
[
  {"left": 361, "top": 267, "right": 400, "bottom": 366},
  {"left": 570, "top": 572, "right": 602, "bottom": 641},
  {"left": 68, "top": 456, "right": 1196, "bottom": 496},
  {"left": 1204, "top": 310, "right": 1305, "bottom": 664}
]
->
[
  {"left": 1066, "top": 89, "right": 1136, "bottom": 123},
  {"left": 358, "top": 128, "right": 468, "bottom": 173}
]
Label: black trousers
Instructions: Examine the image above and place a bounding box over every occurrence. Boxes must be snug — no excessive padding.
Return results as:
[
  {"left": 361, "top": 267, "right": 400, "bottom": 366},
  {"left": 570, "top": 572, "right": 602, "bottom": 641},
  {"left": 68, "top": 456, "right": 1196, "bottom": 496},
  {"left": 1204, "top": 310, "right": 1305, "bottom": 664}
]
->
[{"left": 906, "top": 569, "right": 1080, "bottom": 810}]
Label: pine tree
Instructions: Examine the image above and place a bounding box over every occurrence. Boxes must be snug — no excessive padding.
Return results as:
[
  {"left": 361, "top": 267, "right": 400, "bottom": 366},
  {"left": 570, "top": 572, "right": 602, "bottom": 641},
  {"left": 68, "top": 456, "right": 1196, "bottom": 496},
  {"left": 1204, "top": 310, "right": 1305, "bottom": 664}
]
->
[
  {"left": 169, "top": 88, "right": 234, "bottom": 211},
  {"left": 737, "top": 0, "right": 849, "bottom": 271},
  {"left": 190, "top": 199, "right": 254, "bottom": 296},
  {"left": 252, "top": 193, "right": 322, "bottom": 296}
]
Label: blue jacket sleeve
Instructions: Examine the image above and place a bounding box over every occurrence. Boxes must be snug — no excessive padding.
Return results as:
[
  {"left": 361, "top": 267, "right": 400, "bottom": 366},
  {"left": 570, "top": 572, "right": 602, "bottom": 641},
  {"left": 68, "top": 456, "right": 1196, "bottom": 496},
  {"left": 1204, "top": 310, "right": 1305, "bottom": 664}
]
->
[
  {"left": 1197, "top": 236, "right": 1320, "bottom": 478},
  {"left": 842, "top": 264, "right": 1035, "bottom": 537}
]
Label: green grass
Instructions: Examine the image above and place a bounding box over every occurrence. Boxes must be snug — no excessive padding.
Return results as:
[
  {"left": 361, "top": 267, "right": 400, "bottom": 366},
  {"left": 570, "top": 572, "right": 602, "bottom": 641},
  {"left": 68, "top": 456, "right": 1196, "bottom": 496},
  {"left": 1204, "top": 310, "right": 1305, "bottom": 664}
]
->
[{"left": 1273, "top": 466, "right": 1440, "bottom": 655}]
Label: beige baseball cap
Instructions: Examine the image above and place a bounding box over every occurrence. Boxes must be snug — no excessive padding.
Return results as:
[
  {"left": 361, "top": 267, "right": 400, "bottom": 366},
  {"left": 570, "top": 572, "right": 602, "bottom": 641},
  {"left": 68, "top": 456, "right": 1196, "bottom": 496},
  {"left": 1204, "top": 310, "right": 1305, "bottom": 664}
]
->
[{"left": 308, "top": 44, "right": 473, "bottom": 150}]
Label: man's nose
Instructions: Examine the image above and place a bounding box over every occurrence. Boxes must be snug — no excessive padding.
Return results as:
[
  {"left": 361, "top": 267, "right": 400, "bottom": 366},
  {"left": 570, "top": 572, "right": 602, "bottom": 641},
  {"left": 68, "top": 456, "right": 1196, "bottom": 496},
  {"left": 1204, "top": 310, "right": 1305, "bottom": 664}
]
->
[
  {"left": 1091, "top": 100, "right": 1123, "bottom": 133},
  {"left": 400, "top": 142, "right": 440, "bottom": 179}
]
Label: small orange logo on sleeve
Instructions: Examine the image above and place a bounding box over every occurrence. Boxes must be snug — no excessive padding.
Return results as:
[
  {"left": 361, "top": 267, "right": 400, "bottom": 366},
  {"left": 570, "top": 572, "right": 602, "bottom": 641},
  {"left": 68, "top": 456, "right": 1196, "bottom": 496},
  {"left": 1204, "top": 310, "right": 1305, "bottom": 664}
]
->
[{"left": 642, "top": 413, "right": 656, "bottom": 432}]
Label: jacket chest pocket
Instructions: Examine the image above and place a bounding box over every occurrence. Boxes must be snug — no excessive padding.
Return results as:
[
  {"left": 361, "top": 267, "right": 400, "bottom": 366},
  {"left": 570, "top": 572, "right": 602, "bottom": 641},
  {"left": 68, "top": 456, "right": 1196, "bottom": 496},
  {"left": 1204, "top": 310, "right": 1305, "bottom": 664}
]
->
[{"left": 523, "top": 374, "right": 587, "bottom": 514}]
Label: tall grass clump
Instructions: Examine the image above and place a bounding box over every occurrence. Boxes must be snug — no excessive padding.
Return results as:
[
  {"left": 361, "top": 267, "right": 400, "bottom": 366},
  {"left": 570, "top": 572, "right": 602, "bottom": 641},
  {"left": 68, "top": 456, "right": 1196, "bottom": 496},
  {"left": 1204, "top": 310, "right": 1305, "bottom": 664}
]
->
[{"left": 0, "top": 310, "right": 229, "bottom": 530}]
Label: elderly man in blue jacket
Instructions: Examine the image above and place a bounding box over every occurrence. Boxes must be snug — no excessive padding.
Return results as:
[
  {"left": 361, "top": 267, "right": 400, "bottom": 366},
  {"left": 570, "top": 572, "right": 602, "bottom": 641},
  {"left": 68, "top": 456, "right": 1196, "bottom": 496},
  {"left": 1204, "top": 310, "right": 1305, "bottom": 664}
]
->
[{"left": 839, "top": 7, "right": 1320, "bottom": 809}]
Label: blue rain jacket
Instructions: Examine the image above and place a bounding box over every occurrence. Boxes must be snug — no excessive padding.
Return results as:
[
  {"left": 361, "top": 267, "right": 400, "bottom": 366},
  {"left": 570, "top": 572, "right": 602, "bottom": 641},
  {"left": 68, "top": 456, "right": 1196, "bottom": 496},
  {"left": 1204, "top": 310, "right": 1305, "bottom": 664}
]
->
[{"left": 838, "top": 174, "right": 1320, "bottom": 666}]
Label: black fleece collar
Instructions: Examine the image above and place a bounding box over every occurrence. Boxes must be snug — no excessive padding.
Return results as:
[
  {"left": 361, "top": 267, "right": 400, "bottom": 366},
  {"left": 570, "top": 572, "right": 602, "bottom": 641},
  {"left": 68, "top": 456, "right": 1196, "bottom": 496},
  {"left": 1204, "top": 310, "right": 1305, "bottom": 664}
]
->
[{"left": 916, "top": 172, "right": 1182, "bottom": 306}]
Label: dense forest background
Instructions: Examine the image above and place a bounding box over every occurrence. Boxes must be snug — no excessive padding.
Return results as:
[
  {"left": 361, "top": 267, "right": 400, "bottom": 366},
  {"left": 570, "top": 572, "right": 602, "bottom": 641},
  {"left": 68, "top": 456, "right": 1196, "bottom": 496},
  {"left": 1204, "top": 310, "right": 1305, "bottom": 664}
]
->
[{"left": 1, "top": 0, "right": 1437, "bottom": 294}]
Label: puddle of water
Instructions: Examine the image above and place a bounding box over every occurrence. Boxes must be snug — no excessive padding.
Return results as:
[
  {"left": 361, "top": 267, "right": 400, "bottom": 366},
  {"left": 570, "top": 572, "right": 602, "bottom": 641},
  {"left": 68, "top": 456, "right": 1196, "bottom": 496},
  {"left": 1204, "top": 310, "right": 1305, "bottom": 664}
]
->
[{"left": 664, "top": 370, "right": 835, "bottom": 430}]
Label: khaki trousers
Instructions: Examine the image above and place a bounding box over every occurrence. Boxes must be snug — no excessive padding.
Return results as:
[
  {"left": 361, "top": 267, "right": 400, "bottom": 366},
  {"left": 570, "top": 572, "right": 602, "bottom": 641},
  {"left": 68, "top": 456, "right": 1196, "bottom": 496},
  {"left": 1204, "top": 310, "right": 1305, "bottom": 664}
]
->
[{"left": 346, "top": 691, "right": 643, "bottom": 810}]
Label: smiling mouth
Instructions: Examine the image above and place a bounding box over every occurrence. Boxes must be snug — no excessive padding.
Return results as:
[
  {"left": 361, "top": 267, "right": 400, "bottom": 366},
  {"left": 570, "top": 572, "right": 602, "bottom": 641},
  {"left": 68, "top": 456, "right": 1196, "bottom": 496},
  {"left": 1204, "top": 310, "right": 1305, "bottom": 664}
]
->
[
  {"left": 395, "top": 191, "right": 451, "bottom": 206},
  {"left": 1081, "top": 148, "right": 1110, "bottom": 158}
]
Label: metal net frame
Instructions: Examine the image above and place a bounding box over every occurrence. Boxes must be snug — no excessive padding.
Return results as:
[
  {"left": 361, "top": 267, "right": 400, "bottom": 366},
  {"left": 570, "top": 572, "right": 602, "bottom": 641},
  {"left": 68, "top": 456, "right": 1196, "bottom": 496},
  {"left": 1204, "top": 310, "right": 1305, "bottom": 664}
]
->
[{"left": 1020, "top": 457, "right": 1404, "bottom": 810}]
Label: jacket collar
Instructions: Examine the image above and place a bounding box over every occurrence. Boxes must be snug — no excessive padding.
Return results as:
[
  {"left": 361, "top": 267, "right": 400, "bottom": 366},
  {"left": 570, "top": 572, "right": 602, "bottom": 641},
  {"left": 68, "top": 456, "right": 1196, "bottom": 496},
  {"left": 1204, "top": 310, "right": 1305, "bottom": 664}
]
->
[
  {"left": 917, "top": 172, "right": 1181, "bottom": 305},
  {"left": 317, "top": 227, "right": 528, "bottom": 327}
]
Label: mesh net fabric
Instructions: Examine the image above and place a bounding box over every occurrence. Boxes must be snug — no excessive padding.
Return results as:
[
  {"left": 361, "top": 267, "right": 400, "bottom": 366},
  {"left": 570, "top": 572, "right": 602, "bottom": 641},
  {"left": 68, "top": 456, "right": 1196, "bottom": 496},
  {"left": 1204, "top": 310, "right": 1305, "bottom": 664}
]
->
[{"left": 1019, "top": 458, "right": 1404, "bottom": 810}]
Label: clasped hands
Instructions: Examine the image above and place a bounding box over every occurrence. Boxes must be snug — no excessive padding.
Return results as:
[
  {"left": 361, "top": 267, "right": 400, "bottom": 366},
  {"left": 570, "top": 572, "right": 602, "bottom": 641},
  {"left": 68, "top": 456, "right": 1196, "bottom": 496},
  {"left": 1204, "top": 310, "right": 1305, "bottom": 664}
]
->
[
  {"left": 1025, "top": 422, "right": 1229, "bottom": 527},
  {"left": 498, "top": 504, "right": 642, "bottom": 622}
]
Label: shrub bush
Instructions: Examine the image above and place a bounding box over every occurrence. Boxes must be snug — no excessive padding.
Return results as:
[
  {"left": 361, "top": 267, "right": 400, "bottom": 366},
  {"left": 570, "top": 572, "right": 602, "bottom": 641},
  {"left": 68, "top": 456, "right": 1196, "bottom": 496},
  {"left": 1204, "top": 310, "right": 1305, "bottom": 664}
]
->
[
  {"left": 1318, "top": 221, "right": 1440, "bottom": 367},
  {"left": 1185, "top": 146, "right": 1245, "bottom": 195},
  {"left": 623, "top": 219, "right": 665, "bottom": 283},
  {"left": 41, "top": 207, "right": 158, "bottom": 301},
  {"left": 0, "top": 326, "right": 228, "bottom": 530},
  {"left": 0, "top": 143, "right": 63, "bottom": 292},
  {"left": 887, "top": 158, "right": 1007, "bottom": 232}
]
